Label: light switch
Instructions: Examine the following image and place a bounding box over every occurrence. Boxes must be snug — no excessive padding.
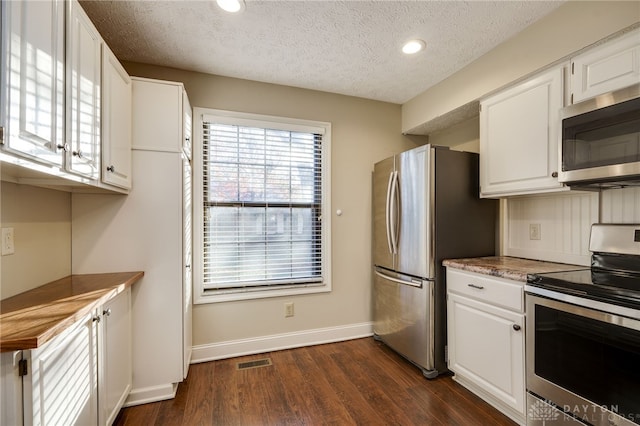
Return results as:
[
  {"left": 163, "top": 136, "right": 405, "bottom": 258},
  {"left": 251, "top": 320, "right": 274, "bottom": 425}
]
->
[{"left": 2, "top": 227, "right": 15, "bottom": 255}]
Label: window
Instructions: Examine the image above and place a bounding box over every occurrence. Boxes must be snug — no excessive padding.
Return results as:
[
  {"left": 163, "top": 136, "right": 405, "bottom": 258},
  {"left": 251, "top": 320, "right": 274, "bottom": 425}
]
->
[{"left": 194, "top": 109, "right": 331, "bottom": 303}]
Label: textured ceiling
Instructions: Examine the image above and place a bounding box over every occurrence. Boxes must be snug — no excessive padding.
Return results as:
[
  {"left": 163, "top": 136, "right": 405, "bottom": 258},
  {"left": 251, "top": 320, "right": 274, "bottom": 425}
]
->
[{"left": 80, "top": 0, "right": 564, "bottom": 104}]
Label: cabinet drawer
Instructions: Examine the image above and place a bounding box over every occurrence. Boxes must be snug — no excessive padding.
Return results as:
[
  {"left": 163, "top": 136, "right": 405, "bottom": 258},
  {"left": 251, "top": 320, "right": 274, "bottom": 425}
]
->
[{"left": 446, "top": 268, "right": 524, "bottom": 312}]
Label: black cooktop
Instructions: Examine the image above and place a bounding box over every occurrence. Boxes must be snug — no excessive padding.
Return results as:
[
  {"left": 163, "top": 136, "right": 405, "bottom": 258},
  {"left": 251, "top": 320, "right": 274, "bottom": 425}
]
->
[{"left": 527, "top": 264, "right": 640, "bottom": 310}]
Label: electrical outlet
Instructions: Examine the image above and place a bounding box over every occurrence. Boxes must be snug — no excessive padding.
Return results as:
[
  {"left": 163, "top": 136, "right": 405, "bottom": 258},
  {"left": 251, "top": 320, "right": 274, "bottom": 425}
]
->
[
  {"left": 284, "top": 302, "right": 294, "bottom": 318},
  {"left": 529, "top": 223, "right": 541, "bottom": 240},
  {"left": 2, "top": 227, "right": 15, "bottom": 255}
]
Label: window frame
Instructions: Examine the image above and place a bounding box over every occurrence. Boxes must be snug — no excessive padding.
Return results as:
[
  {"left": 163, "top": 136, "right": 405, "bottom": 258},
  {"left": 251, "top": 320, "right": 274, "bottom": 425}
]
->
[{"left": 193, "top": 108, "right": 332, "bottom": 304}]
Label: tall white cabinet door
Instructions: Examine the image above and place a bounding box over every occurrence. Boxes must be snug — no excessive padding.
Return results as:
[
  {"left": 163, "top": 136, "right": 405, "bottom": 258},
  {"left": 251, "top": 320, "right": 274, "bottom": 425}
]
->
[
  {"left": 101, "top": 44, "right": 132, "bottom": 189},
  {"left": 182, "top": 93, "right": 193, "bottom": 378},
  {"left": 24, "top": 313, "right": 98, "bottom": 426},
  {"left": 1, "top": 0, "right": 65, "bottom": 165},
  {"left": 447, "top": 293, "right": 525, "bottom": 415},
  {"left": 480, "top": 65, "right": 565, "bottom": 197},
  {"left": 571, "top": 28, "right": 640, "bottom": 104},
  {"left": 66, "top": 0, "right": 101, "bottom": 179},
  {"left": 99, "top": 287, "right": 132, "bottom": 426}
]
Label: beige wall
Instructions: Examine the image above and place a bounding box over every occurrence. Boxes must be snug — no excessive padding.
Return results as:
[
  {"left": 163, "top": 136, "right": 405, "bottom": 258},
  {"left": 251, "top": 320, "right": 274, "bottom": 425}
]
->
[
  {"left": 0, "top": 182, "right": 71, "bottom": 299},
  {"left": 429, "top": 117, "right": 479, "bottom": 153},
  {"left": 402, "top": 1, "right": 640, "bottom": 134},
  {"left": 122, "top": 62, "right": 418, "bottom": 345}
]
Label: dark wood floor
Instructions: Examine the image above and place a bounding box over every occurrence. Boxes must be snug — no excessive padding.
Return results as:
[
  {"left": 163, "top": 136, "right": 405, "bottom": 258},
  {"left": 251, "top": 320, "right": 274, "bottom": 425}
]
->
[{"left": 114, "top": 337, "right": 516, "bottom": 425}]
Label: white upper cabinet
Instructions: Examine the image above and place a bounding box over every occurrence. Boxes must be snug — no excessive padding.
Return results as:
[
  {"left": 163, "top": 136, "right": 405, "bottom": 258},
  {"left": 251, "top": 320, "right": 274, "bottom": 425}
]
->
[
  {"left": 0, "top": 0, "right": 65, "bottom": 165},
  {"left": 132, "top": 78, "right": 185, "bottom": 153},
  {"left": 102, "top": 43, "right": 132, "bottom": 189},
  {"left": 0, "top": 0, "right": 131, "bottom": 193},
  {"left": 571, "top": 28, "right": 640, "bottom": 104},
  {"left": 66, "top": 0, "right": 101, "bottom": 179},
  {"left": 480, "top": 65, "right": 566, "bottom": 198}
]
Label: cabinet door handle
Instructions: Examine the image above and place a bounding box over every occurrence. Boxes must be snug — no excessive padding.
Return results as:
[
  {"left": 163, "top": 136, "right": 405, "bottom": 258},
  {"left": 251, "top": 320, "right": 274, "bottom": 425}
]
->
[
  {"left": 513, "top": 324, "right": 521, "bottom": 331},
  {"left": 57, "top": 143, "right": 70, "bottom": 152},
  {"left": 92, "top": 316, "right": 101, "bottom": 323},
  {"left": 551, "top": 171, "right": 558, "bottom": 178},
  {"left": 467, "top": 284, "right": 484, "bottom": 290},
  {"left": 103, "top": 308, "right": 112, "bottom": 317},
  {"left": 73, "top": 149, "right": 83, "bottom": 159},
  {"left": 106, "top": 165, "right": 115, "bottom": 172}
]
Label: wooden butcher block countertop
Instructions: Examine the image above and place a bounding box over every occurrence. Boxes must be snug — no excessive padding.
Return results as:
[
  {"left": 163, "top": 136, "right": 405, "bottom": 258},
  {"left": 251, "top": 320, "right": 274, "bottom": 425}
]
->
[
  {"left": 442, "top": 256, "right": 584, "bottom": 282},
  {"left": 0, "top": 271, "right": 143, "bottom": 352}
]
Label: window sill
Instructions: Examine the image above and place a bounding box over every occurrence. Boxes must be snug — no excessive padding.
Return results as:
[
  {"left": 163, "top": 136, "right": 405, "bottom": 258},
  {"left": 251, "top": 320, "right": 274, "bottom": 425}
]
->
[{"left": 194, "top": 281, "right": 331, "bottom": 304}]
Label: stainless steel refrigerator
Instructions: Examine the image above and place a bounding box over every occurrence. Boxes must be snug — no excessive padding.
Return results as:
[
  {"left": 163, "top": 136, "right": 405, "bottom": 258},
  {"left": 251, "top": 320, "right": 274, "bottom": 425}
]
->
[{"left": 373, "top": 144, "right": 496, "bottom": 378}]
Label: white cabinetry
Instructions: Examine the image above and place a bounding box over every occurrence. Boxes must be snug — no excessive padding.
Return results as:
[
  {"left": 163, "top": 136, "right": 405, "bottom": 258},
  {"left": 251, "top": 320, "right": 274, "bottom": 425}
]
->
[
  {"left": 99, "top": 287, "right": 132, "bottom": 426},
  {"left": 72, "top": 78, "right": 193, "bottom": 405},
  {"left": 0, "top": 289, "right": 132, "bottom": 426},
  {"left": 23, "top": 312, "right": 99, "bottom": 426},
  {"left": 446, "top": 268, "right": 525, "bottom": 425},
  {"left": 0, "top": 0, "right": 65, "bottom": 165},
  {"left": 101, "top": 43, "right": 132, "bottom": 189},
  {"left": 571, "top": 28, "right": 640, "bottom": 104},
  {"left": 480, "top": 65, "right": 566, "bottom": 198},
  {"left": 0, "top": 0, "right": 131, "bottom": 193},
  {"left": 66, "top": 0, "right": 101, "bottom": 179}
]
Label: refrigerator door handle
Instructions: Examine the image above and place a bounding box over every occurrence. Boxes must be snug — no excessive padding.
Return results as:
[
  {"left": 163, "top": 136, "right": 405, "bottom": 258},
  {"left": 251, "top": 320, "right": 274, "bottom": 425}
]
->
[
  {"left": 390, "top": 170, "right": 399, "bottom": 254},
  {"left": 374, "top": 269, "right": 423, "bottom": 288},
  {"left": 385, "top": 171, "right": 394, "bottom": 255}
]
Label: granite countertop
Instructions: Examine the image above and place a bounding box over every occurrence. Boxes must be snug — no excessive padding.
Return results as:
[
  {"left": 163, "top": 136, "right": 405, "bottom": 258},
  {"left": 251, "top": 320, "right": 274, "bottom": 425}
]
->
[
  {"left": 0, "top": 272, "right": 143, "bottom": 352},
  {"left": 442, "top": 256, "right": 585, "bottom": 282}
]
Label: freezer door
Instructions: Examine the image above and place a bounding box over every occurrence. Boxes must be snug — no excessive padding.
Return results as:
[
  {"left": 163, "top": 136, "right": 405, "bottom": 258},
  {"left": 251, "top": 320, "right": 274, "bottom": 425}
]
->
[
  {"left": 372, "top": 155, "right": 395, "bottom": 270},
  {"left": 396, "top": 146, "right": 431, "bottom": 278},
  {"left": 373, "top": 268, "right": 433, "bottom": 372}
]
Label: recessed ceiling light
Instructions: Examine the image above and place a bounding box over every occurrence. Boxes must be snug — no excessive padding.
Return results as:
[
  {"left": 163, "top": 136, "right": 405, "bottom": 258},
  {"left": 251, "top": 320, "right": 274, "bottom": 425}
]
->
[
  {"left": 216, "top": 0, "right": 245, "bottom": 13},
  {"left": 402, "top": 39, "right": 426, "bottom": 55}
]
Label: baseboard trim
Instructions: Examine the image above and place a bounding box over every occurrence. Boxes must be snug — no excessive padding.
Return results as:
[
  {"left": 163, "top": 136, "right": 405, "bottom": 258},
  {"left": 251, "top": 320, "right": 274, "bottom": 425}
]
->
[
  {"left": 124, "top": 383, "right": 178, "bottom": 407},
  {"left": 191, "top": 322, "right": 373, "bottom": 364}
]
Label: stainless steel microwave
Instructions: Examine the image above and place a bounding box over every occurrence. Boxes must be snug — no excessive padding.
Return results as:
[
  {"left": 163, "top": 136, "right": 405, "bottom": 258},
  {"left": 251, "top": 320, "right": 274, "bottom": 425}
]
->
[{"left": 559, "top": 84, "right": 640, "bottom": 188}]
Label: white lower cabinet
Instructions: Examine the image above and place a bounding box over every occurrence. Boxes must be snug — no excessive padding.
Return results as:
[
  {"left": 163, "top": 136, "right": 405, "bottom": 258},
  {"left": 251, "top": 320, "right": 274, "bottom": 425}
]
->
[
  {"left": 23, "top": 312, "right": 99, "bottom": 426},
  {"left": 99, "top": 287, "right": 132, "bottom": 426},
  {"left": 1, "top": 289, "right": 131, "bottom": 426},
  {"left": 446, "top": 268, "right": 526, "bottom": 425}
]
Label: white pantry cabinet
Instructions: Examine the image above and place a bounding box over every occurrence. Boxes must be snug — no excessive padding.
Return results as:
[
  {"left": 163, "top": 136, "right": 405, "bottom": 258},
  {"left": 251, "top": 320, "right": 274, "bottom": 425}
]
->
[
  {"left": 0, "top": 0, "right": 66, "bottom": 166},
  {"left": 66, "top": 0, "right": 101, "bottom": 179},
  {"left": 480, "top": 65, "right": 566, "bottom": 198},
  {"left": 446, "top": 268, "right": 525, "bottom": 425},
  {"left": 571, "top": 28, "right": 640, "bottom": 104},
  {"left": 72, "top": 78, "right": 193, "bottom": 405},
  {"left": 101, "top": 43, "right": 132, "bottom": 189}
]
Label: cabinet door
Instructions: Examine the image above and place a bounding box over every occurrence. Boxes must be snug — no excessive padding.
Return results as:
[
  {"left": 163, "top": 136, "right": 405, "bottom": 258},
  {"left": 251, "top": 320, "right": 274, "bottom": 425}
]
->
[
  {"left": 24, "top": 313, "right": 98, "bottom": 426},
  {"left": 99, "top": 288, "right": 132, "bottom": 426},
  {"left": 571, "top": 28, "right": 640, "bottom": 104},
  {"left": 447, "top": 293, "right": 525, "bottom": 415},
  {"left": 66, "top": 0, "right": 101, "bottom": 179},
  {"left": 102, "top": 44, "right": 132, "bottom": 189},
  {"left": 1, "top": 0, "right": 65, "bottom": 165},
  {"left": 183, "top": 90, "right": 192, "bottom": 158},
  {"left": 131, "top": 78, "right": 183, "bottom": 152},
  {"left": 480, "top": 66, "right": 565, "bottom": 197}
]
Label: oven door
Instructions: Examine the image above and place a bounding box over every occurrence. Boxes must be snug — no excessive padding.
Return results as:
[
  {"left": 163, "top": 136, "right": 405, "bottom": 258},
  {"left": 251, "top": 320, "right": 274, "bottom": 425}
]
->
[
  {"left": 559, "top": 84, "right": 640, "bottom": 186},
  {"left": 526, "top": 294, "right": 640, "bottom": 426}
]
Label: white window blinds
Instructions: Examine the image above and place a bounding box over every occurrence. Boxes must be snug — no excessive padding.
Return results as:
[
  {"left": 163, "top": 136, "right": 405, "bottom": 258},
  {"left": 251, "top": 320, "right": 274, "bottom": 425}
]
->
[{"left": 202, "top": 119, "right": 325, "bottom": 290}]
